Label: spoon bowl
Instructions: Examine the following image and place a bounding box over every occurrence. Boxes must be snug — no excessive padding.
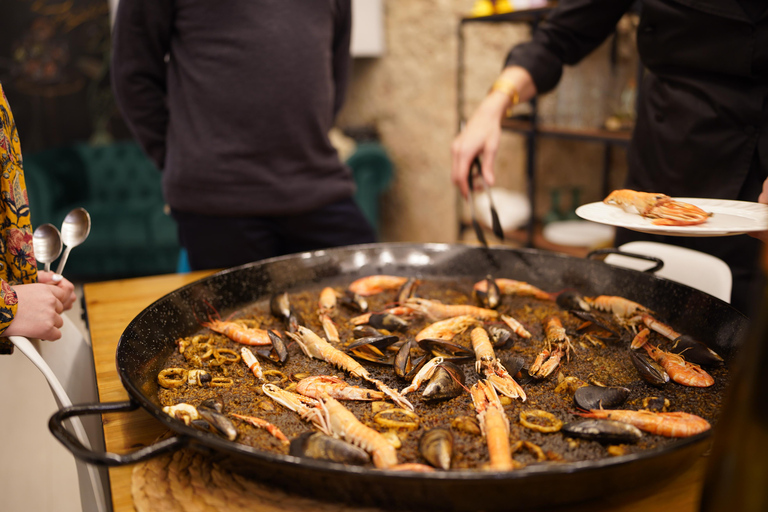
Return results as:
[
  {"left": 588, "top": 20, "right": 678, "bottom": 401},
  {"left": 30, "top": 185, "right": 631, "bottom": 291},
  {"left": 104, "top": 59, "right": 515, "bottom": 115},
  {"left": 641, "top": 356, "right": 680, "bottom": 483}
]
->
[
  {"left": 33, "top": 223, "right": 63, "bottom": 272},
  {"left": 55, "top": 208, "right": 92, "bottom": 275}
]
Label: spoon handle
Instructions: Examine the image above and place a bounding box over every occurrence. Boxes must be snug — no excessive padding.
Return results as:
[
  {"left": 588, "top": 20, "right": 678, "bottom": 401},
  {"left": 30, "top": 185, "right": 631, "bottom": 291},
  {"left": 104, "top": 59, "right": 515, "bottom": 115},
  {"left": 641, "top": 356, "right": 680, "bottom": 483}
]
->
[
  {"left": 44, "top": 262, "right": 51, "bottom": 273},
  {"left": 55, "top": 246, "right": 72, "bottom": 275}
]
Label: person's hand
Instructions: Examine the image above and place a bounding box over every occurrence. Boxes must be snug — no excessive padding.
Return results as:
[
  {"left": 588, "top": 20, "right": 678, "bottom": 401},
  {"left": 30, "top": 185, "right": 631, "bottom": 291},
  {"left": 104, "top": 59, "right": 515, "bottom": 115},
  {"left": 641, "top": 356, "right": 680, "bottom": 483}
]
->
[
  {"left": 3, "top": 282, "right": 69, "bottom": 340},
  {"left": 451, "top": 66, "right": 536, "bottom": 199},
  {"left": 749, "top": 177, "right": 768, "bottom": 243},
  {"left": 759, "top": 176, "right": 768, "bottom": 205},
  {"left": 37, "top": 270, "right": 76, "bottom": 311},
  {"left": 451, "top": 94, "right": 506, "bottom": 199}
]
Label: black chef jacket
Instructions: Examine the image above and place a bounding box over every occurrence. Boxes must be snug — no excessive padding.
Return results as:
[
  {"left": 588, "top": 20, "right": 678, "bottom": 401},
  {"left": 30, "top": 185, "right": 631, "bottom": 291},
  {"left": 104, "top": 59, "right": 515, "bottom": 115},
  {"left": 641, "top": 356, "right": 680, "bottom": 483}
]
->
[{"left": 505, "top": 0, "right": 768, "bottom": 314}]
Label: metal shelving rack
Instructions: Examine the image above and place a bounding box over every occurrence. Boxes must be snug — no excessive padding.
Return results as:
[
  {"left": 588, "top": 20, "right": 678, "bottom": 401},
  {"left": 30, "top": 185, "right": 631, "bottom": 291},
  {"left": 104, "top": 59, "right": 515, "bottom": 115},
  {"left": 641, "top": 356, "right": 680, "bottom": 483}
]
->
[{"left": 457, "top": 4, "right": 636, "bottom": 247}]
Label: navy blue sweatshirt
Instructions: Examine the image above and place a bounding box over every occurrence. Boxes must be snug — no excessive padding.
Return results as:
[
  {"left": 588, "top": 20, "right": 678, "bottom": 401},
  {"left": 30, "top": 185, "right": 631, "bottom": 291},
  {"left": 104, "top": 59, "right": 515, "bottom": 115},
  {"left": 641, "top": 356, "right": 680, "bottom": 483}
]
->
[{"left": 111, "top": 0, "right": 355, "bottom": 216}]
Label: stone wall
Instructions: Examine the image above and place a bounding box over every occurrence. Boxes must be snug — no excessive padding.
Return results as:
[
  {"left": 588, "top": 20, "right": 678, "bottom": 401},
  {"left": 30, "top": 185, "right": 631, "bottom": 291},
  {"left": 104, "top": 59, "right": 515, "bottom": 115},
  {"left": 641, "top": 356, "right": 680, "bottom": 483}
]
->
[{"left": 338, "top": 1, "right": 638, "bottom": 244}]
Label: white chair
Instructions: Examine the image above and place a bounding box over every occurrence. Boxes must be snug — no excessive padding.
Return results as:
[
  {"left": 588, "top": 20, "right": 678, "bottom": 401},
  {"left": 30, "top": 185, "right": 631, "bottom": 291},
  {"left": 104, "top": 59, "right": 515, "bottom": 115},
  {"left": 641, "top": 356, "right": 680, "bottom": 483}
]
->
[
  {"left": 603, "top": 241, "right": 733, "bottom": 303},
  {"left": 10, "top": 314, "right": 110, "bottom": 512}
]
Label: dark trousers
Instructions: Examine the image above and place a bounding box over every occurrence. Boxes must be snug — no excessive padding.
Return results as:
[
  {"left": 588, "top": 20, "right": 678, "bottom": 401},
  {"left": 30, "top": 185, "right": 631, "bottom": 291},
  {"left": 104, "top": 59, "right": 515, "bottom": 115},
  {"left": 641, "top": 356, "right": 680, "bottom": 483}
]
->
[{"left": 172, "top": 197, "right": 377, "bottom": 271}]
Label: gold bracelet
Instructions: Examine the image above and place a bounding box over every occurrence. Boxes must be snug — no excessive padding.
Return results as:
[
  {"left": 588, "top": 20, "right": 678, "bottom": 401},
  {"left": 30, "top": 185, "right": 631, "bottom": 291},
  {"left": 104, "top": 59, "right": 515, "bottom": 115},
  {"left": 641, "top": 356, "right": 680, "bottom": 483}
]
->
[{"left": 489, "top": 78, "right": 520, "bottom": 117}]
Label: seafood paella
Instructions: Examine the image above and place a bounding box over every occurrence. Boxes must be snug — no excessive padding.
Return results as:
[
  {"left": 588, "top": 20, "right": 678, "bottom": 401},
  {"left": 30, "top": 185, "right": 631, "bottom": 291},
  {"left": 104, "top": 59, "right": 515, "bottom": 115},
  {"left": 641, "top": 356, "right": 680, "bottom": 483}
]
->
[{"left": 155, "top": 274, "right": 729, "bottom": 472}]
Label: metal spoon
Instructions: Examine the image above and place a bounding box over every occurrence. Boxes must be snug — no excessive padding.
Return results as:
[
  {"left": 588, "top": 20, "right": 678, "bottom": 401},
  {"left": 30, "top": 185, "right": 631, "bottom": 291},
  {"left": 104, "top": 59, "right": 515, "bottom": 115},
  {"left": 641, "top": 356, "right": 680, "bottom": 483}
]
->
[
  {"left": 55, "top": 207, "right": 92, "bottom": 275},
  {"left": 33, "top": 223, "right": 63, "bottom": 272}
]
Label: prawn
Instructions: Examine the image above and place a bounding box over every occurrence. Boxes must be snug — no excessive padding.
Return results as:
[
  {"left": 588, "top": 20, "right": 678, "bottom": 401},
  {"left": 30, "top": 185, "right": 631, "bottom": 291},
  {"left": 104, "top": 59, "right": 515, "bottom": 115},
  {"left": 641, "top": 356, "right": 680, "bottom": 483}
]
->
[
  {"left": 296, "top": 375, "right": 386, "bottom": 401},
  {"left": 576, "top": 408, "right": 711, "bottom": 437},
  {"left": 471, "top": 326, "right": 526, "bottom": 401},
  {"left": 286, "top": 326, "right": 413, "bottom": 410},
  {"left": 604, "top": 189, "right": 711, "bottom": 226},
  {"left": 632, "top": 329, "right": 714, "bottom": 387},
  {"left": 348, "top": 275, "right": 409, "bottom": 296},
  {"left": 405, "top": 297, "right": 499, "bottom": 321}
]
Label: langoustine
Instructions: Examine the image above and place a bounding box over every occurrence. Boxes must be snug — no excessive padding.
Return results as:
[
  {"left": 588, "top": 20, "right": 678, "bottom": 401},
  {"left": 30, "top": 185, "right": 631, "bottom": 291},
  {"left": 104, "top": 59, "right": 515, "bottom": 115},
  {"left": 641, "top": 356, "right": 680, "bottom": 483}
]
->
[{"left": 603, "top": 189, "right": 711, "bottom": 226}]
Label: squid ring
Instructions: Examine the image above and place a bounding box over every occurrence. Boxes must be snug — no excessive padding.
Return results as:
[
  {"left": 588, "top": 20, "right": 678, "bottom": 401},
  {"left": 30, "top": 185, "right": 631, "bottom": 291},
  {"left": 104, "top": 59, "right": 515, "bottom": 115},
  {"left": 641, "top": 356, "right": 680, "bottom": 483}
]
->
[
  {"left": 158, "top": 368, "right": 188, "bottom": 388},
  {"left": 263, "top": 370, "right": 289, "bottom": 385},
  {"left": 213, "top": 348, "right": 241, "bottom": 364},
  {"left": 510, "top": 440, "right": 547, "bottom": 462},
  {"left": 198, "top": 345, "right": 215, "bottom": 361},
  {"left": 374, "top": 408, "right": 420, "bottom": 431},
  {"left": 519, "top": 409, "right": 563, "bottom": 433},
  {"left": 210, "top": 377, "right": 234, "bottom": 387}
]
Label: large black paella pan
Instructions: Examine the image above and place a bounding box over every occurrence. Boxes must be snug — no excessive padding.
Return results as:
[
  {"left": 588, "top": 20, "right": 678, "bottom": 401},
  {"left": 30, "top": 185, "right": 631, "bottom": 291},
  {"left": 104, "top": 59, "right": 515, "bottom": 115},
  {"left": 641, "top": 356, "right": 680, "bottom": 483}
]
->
[{"left": 50, "top": 243, "right": 747, "bottom": 511}]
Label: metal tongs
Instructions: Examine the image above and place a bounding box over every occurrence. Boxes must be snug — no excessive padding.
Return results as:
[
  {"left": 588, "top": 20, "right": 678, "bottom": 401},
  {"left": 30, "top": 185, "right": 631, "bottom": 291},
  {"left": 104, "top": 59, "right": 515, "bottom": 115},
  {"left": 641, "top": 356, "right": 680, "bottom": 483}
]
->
[{"left": 467, "top": 156, "right": 504, "bottom": 247}]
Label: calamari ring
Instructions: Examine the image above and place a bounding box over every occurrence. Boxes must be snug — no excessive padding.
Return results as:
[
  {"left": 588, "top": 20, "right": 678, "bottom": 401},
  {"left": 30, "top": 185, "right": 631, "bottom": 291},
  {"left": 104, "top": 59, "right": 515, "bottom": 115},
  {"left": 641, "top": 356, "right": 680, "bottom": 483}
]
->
[
  {"left": 510, "top": 440, "right": 546, "bottom": 462},
  {"left": 210, "top": 377, "right": 234, "bottom": 387},
  {"left": 213, "top": 348, "right": 241, "bottom": 364},
  {"left": 374, "top": 408, "right": 420, "bottom": 431},
  {"left": 158, "top": 368, "right": 188, "bottom": 388},
  {"left": 519, "top": 409, "right": 563, "bottom": 433},
  {"left": 263, "top": 370, "right": 289, "bottom": 385}
]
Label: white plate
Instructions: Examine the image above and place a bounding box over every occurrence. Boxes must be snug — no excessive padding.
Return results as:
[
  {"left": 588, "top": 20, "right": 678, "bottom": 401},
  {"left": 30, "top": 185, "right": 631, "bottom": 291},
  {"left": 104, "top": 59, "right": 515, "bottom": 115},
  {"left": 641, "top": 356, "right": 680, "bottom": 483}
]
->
[{"left": 575, "top": 198, "right": 768, "bottom": 237}]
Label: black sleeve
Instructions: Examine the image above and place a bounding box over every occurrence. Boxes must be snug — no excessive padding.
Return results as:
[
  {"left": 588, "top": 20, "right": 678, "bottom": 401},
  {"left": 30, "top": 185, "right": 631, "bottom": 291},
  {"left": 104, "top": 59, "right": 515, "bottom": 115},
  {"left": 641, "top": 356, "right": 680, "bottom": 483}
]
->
[
  {"left": 505, "top": 0, "right": 637, "bottom": 94},
  {"left": 110, "top": 0, "right": 174, "bottom": 170},
  {"left": 331, "top": 0, "right": 352, "bottom": 118}
]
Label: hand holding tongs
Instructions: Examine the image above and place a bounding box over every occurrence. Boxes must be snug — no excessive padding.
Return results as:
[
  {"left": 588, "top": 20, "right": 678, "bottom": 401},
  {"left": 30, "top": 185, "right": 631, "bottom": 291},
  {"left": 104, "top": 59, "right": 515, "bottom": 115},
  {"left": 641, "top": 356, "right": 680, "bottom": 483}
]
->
[{"left": 467, "top": 157, "right": 504, "bottom": 247}]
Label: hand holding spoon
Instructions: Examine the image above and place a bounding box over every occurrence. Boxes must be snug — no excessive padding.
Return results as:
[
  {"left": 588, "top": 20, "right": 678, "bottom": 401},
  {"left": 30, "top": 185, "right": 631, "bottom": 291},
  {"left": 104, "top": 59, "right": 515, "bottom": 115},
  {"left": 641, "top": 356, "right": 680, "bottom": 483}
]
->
[
  {"left": 33, "top": 223, "right": 63, "bottom": 272},
  {"left": 55, "top": 207, "right": 91, "bottom": 275}
]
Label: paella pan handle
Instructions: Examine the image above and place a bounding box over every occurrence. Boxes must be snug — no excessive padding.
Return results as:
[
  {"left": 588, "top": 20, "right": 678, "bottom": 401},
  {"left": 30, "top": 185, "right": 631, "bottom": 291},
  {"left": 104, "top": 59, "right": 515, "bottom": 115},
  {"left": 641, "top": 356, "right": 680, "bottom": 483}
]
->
[
  {"left": 586, "top": 248, "right": 665, "bottom": 274},
  {"left": 49, "top": 399, "right": 189, "bottom": 466}
]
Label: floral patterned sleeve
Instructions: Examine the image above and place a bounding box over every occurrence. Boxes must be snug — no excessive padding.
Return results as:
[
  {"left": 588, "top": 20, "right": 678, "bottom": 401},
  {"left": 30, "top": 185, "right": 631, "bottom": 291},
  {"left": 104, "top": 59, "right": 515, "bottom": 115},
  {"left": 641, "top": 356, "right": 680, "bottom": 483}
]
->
[{"left": 0, "top": 82, "right": 37, "bottom": 347}]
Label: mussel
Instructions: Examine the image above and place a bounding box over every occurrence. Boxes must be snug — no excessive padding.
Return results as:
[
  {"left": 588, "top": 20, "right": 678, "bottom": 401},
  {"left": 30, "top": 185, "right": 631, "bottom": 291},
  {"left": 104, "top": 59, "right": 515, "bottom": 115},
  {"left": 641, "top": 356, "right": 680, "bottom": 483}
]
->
[
  {"left": 269, "top": 292, "right": 291, "bottom": 320},
  {"left": 394, "top": 339, "right": 429, "bottom": 380},
  {"left": 629, "top": 349, "right": 670, "bottom": 386},
  {"left": 562, "top": 419, "right": 643, "bottom": 444},
  {"left": 397, "top": 277, "right": 420, "bottom": 305},
  {"left": 422, "top": 361, "right": 465, "bottom": 401},
  {"left": 289, "top": 432, "right": 370, "bottom": 465},
  {"left": 487, "top": 325, "right": 513, "bottom": 348},
  {"left": 367, "top": 312, "right": 409, "bottom": 332},
  {"left": 417, "top": 338, "right": 474, "bottom": 362},
  {"left": 499, "top": 354, "right": 526, "bottom": 378},
  {"left": 419, "top": 428, "right": 453, "bottom": 470},
  {"left": 568, "top": 310, "right": 622, "bottom": 340},
  {"left": 347, "top": 334, "right": 400, "bottom": 364},
  {"left": 269, "top": 292, "right": 302, "bottom": 332},
  {"left": 338, "top": 290, "right": 368, "bottom": 313},
  {"left": 253, "top": 330, "right": 289, "bottom": 364},
  {"left": 573, "top": 385, "right": 630, "bottom": 410},
  {"left": 197, "top": 398, "right": 238, "bottom": 441},
  {"left": 670, "top": 335, "right": 724, "bottom": 366},
  {"left": 474, "top": 275, "right": 501, "bottom": 309},
  {"left": 269, "top": 330, "right": 289, "bottom": 363},
  {"left": 556, "top": 290, "right": 590, "bottom": 312},
  {"left": 352, "top": 325, "right": 382, "bottom": 339}
]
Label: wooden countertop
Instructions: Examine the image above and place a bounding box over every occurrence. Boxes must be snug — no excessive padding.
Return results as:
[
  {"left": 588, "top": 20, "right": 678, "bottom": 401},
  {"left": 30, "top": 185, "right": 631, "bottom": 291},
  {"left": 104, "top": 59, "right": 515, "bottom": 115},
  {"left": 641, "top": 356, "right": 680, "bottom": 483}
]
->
[{"left": 84, "top": 271, "right": 707, "bottom": 512}]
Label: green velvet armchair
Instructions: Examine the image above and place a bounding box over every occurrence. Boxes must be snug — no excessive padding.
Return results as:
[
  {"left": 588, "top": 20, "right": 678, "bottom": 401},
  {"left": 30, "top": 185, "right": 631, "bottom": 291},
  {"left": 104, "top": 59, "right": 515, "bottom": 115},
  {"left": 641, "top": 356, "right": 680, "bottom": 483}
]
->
[{"left": 23, "top": 141, "right": 180, "bottom": 281}]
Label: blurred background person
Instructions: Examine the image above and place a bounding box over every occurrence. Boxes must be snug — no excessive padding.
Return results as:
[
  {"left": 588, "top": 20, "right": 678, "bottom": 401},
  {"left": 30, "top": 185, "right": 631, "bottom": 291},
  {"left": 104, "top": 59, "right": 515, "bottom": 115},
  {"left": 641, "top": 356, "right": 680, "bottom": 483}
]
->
[{"left": 111, "top": 0, "right": 376, "bottom": 271}]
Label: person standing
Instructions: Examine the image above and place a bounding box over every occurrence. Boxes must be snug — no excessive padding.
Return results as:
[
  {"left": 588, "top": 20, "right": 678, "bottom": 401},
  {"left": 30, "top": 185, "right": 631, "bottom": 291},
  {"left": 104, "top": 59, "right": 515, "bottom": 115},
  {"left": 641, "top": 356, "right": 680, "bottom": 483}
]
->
[
  {"left": 0, "top": 83, "right": 76, "bottom": 352},
  {"left": 451, "top": 0, "right": 768, "bottom": 313},
  {"left": 111, "top": 0, "right": 376, "bottom": 271}
]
